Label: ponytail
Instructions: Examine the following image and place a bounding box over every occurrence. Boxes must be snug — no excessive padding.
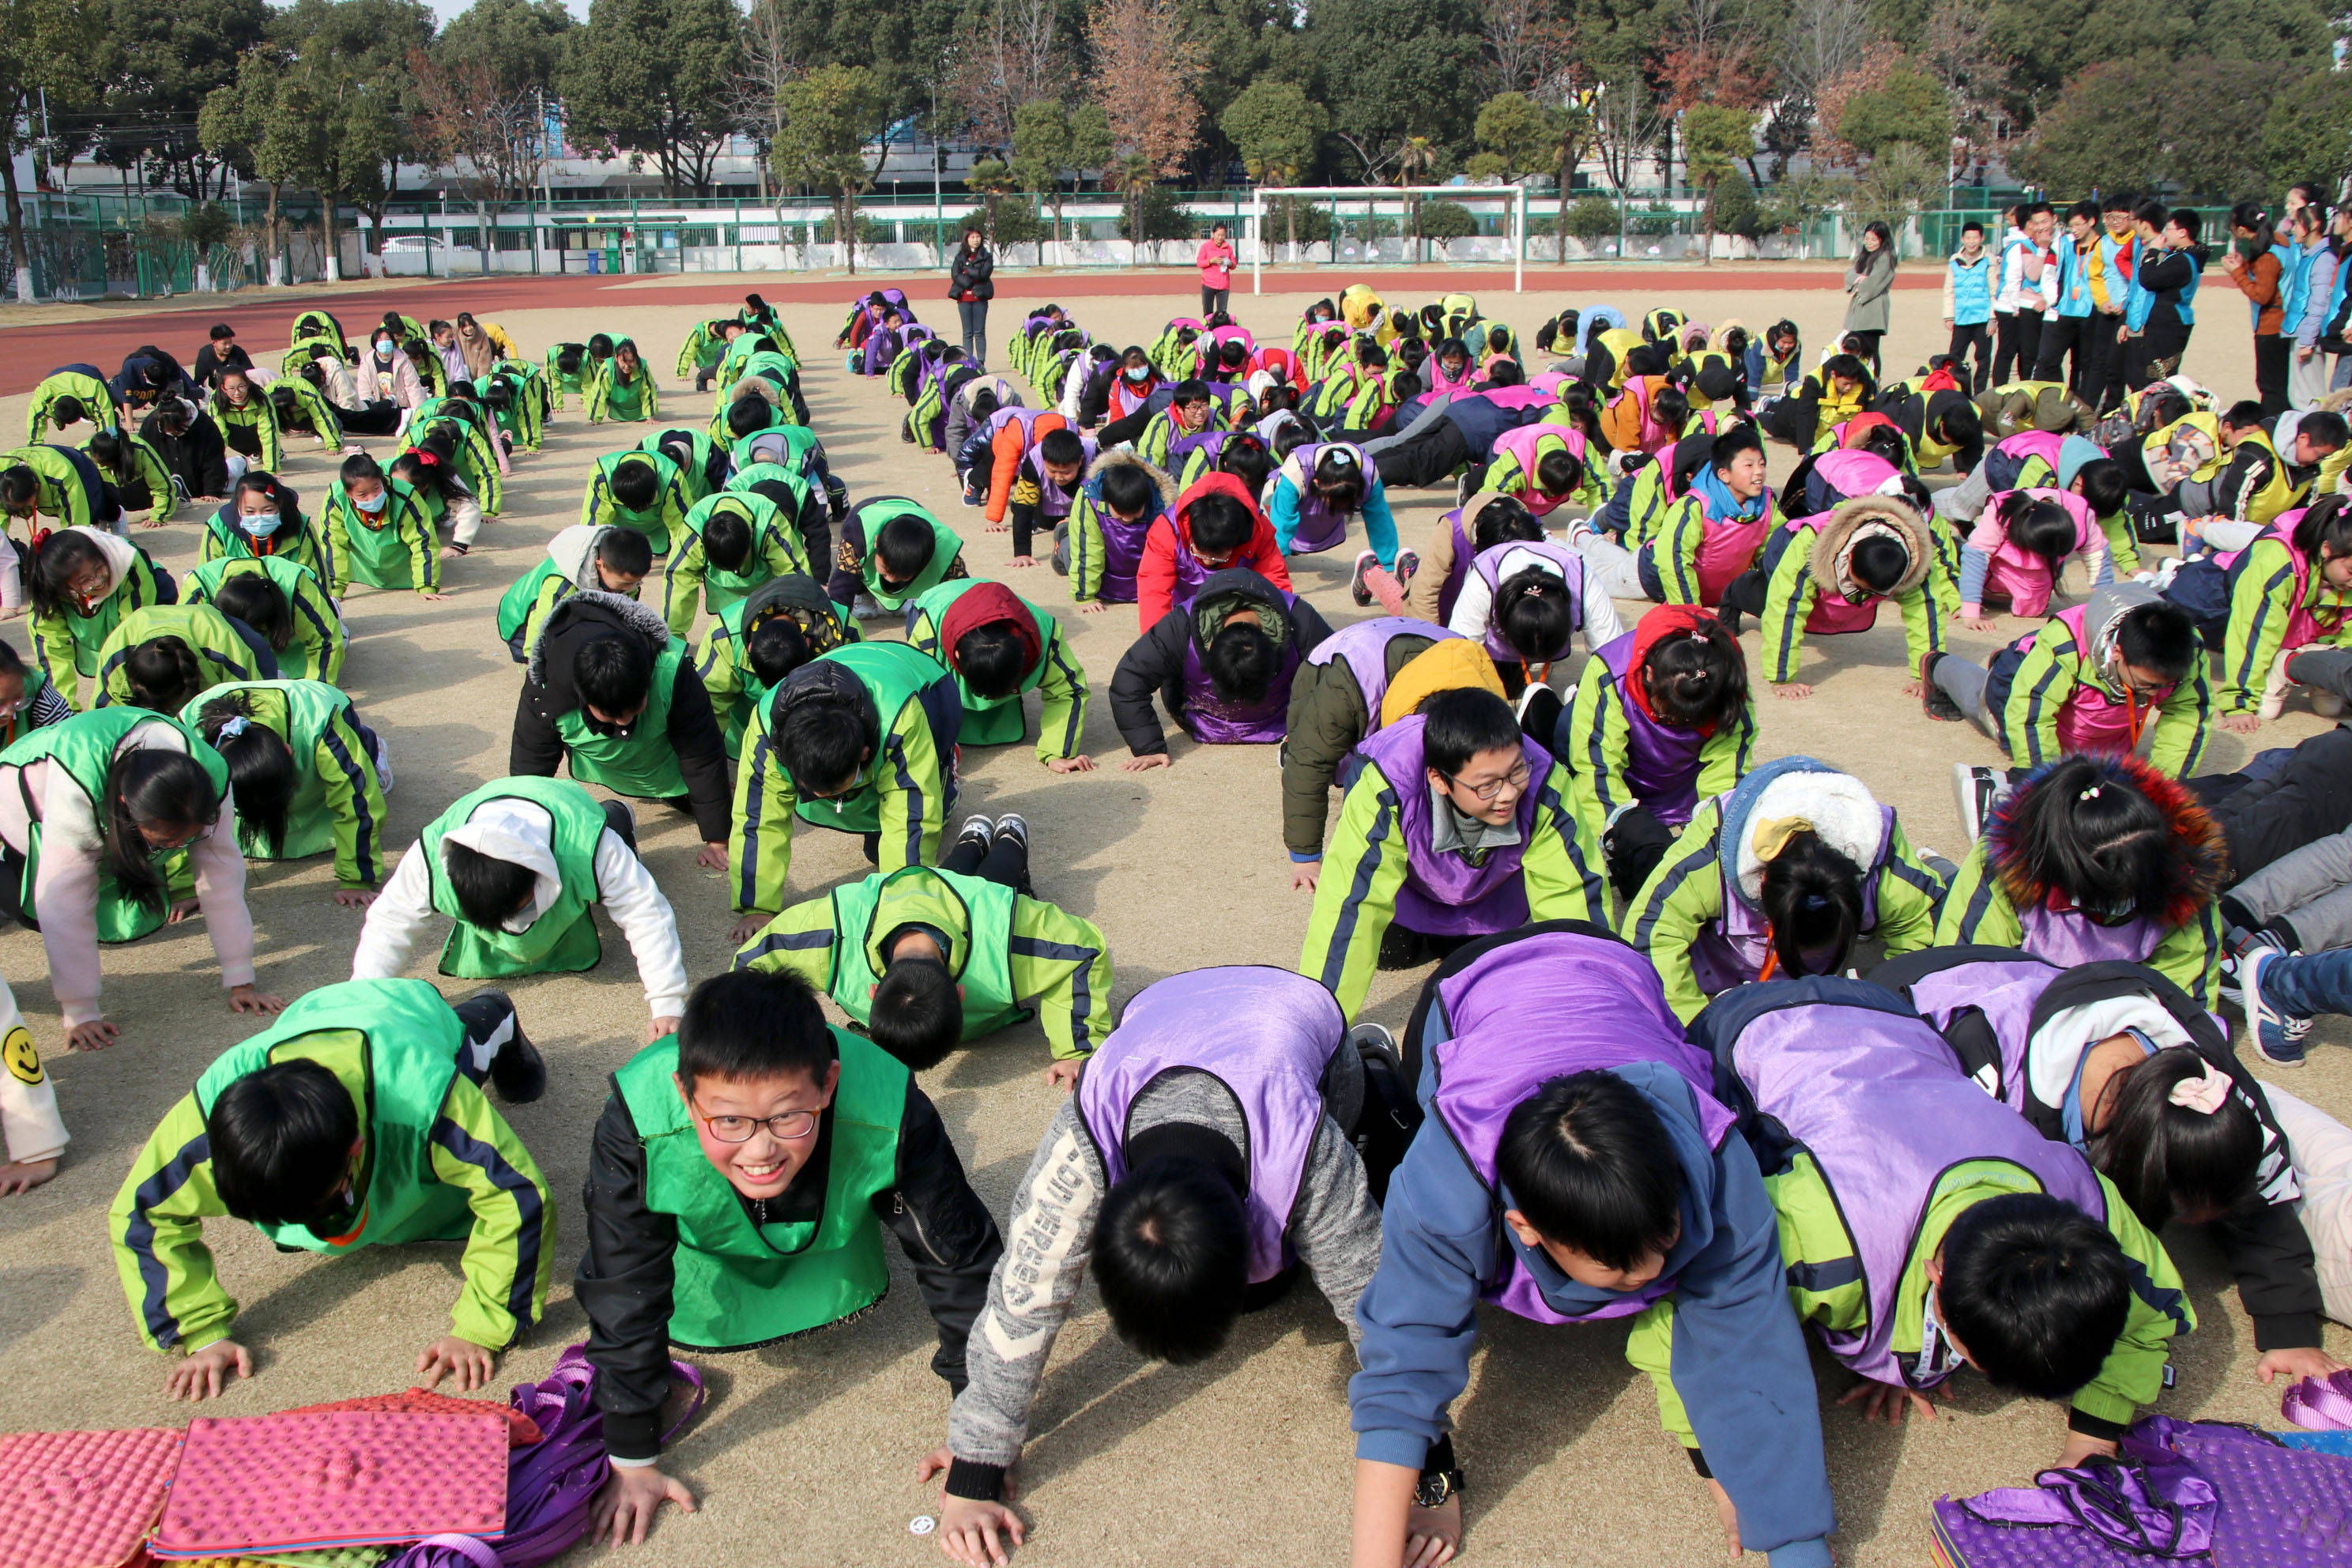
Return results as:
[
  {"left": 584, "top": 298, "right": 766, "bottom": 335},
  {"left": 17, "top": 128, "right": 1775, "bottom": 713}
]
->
[
  {"left": 1757, "top": 830, "right": 1865, "bottom": 978},
  {"left": 1494, "top": 565, "right": 1574, "bottom": 662},
  {"left": 2292, "top": 493, "right": 2352, "bottom": 560},
  {"left": 197, "top": 692, "right": 293, "bottom": 856},
  {"left": 122, "top": 636, "right": 204, "bottom": 713}
]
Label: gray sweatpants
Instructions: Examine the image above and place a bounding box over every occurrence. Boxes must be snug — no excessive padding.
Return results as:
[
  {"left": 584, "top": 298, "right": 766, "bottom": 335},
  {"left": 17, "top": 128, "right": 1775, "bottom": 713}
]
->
[
  {"left": 2289, "top": 646, "right": 2352, "bottom": 707},
  {"left": 2232, "top": 827, "right": 2352, "bottom": 952},
  {"left": 1933, "top": 462, "right": 1996, "bottom": 524},
  {"left": 1931, "top": 652, "right": 2002, "bottom": 742},
  {"left": 1570, "top": 528, "right": 1647, "bottom": 600}
]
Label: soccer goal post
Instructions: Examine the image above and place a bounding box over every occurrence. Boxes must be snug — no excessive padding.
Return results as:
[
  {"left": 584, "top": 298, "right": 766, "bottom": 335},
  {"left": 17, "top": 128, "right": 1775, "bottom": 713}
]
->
[{"left": 1247, "top": 185, "right": 1530, "bottom": 296}]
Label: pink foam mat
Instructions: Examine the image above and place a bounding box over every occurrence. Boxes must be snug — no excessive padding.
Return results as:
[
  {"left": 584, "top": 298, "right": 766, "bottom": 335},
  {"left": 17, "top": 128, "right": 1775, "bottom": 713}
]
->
[
  {"left": 0, "top": 1427, "right": 183, "bottom": 1568},
  {"left": 150, "top": 1412, "right": 506, "bottom": 1558}
]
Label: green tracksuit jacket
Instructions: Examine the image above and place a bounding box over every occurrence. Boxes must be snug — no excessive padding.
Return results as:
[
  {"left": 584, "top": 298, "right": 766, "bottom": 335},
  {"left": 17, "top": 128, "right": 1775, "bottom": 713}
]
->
[{"left": 1934, "top": 840, "right": 2226, "bottom": 1011}]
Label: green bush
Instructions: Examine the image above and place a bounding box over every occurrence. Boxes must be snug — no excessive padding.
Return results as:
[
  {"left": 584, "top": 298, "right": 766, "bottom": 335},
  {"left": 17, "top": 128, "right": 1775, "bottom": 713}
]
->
[
  {"left": 180, "top": 203, "right": 236, "bottom": 250},
  {"left": 1115, "top": 184, "right": 1194, "bottom": 242},
  {"left": 1626, "top": 205, "right": 1679, "bottom": 237},
  {"left": 1566, "top": 194, "right": 1619, "bottom": 247},
  {"left": 1708, "top": 172, "right": 1765, "bottom": 240},
  {"left": 1415, "top": 200, "right": 1480, "bottom": 239},
  {"left": 1272, "top": 198, "right": 1334, "bottom": 245},
  {"left": 811, "top": 214, "right": 897, "bottom": 244}
]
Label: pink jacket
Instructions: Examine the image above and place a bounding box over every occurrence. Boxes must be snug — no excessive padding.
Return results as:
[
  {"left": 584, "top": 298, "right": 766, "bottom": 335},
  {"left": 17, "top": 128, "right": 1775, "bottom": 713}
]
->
[{"left": 1197, "top": 240, "right": 1236, "bottom": 288}]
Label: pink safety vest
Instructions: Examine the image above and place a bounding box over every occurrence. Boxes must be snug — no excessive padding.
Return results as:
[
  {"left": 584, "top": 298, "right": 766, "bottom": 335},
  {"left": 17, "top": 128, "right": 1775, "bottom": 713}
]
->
[{"left": 1972, "top": 488, "right": 2100, "bottom": 617}]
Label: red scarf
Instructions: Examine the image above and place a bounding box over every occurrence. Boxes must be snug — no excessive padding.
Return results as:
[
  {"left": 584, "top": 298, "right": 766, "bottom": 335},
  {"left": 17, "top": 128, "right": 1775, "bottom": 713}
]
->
[{"left": 938, "top": 582, "right": 1040, "bottom": 682}]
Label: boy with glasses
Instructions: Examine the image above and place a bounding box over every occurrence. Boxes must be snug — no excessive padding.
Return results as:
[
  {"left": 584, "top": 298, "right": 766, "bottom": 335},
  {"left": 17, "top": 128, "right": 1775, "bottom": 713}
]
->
[
  {"left": 578, "top": 968, "right": 1002, "bottom": 1546},
  {"left": 1299, "top": 686, "right": 1604, "bottom": 1016}
]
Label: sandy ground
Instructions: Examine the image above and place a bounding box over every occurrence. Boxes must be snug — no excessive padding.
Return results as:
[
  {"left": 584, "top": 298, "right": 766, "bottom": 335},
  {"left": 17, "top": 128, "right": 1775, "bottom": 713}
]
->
[{"left": 0, "top": 278, "right": 2345, "bottom": 1568}]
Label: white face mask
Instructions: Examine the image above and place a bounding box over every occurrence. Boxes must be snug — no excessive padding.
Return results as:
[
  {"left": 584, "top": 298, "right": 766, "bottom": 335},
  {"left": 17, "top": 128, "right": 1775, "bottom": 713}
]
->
[
  {"left": 241, "top": 508, "right": 283, "bottom": 537},
  {"left": 375, "top": 338, "right": 394, "bottom": 355}
]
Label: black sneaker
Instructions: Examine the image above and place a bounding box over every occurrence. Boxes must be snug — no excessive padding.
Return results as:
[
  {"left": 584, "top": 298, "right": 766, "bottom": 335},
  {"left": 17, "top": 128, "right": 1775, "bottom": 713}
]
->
[
  {"left": 1377, "top": 924, "right": 1427, "bottom": 971},
  {"left": 1718, "top": 603, "right": 1744, "bottom": 638},
  {"left": 471, "top": 990, "right": 547, "bottom": 1105},
  {"left": 1516, "top": 684, "right": 1565, "bottom": 748}
]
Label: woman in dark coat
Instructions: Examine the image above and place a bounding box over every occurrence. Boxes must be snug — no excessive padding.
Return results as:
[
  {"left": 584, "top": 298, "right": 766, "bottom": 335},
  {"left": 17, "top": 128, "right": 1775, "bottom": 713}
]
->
[{"left": 949, "top": 228, "right": 995, "bottom": 370}]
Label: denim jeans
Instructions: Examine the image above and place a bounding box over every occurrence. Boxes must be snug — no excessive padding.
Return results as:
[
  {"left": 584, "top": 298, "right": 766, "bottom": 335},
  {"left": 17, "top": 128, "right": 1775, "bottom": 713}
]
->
[{"left": 2259, "top": 945, "right": 2352, "bottom": 1017}]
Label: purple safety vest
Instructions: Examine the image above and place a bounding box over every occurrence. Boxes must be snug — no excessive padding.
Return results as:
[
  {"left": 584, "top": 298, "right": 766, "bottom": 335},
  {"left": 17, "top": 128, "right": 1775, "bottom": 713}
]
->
[
  {"left": 1902, "top": 956, "right": 2064, "bottom": 1102},
  {"left": 1591, "top": 631, "right": 1706, "bottom": 827},
  {"left": 1468, "top": 541, "right": 1597, "bottom": 664},
  {"left": 1279, "top": 443, "right": 1368, "bottom": 554},
  {"left": 1076, "top": 967, "right": 1344, "bottom": 1284},
  {"left": 1353, "top": 715, "right": 1556, "bottom": 937},
  {"left": 1178, "top": 594, "right": 1302, "bottom": 744},
  {"left": 1730, "top": 998, "right": 2106, "bottom": 1387},
  {"left": 2017, "top": 897, "right": 2165, "bottom": 968},
  {"left": 1028, "top": 435, "right": 1099, "bottom": 521},
  {"left": 1304, "top": 616, "right": 1457, "bottom": 732},
  {"left": 1428, "top": 932, "right": 1732, "bottom": 1324}
]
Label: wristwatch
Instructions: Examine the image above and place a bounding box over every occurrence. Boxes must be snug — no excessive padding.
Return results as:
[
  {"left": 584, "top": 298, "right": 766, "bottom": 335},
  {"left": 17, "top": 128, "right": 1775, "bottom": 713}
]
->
[{"left": 1414, "top": 1464, "right": 1464, "bottom": 1509}]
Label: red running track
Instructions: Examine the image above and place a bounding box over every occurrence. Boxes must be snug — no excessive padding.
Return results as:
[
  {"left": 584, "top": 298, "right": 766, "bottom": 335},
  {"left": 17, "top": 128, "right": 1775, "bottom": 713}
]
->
[{"left": 0, "top": 265, "right": 1937, "bottom": 396}]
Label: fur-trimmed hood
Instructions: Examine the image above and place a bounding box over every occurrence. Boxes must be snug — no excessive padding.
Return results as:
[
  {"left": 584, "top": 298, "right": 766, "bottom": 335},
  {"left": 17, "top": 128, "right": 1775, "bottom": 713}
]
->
[
  {"left": 1087, "top": 446, "right": 1177, "bottom": 513},
  {"left": 1807, "top": 494, "right": 1934, "bottom": 601},
  {"left": 1984, "top": 754, "right": 2228, "bottom": 932},
  {"left": 1716, "top": 755, "right": 1887, "bottom": 910},
  {"left": 526, "top": 586, "right": 673, "bottom": 708}
]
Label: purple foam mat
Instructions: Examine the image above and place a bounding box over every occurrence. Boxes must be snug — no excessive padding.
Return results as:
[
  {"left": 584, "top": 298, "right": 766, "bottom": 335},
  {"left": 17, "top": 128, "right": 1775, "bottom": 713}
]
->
[{"left": 2172, "top": 1429, "right": 2352, "bottom": 1568}]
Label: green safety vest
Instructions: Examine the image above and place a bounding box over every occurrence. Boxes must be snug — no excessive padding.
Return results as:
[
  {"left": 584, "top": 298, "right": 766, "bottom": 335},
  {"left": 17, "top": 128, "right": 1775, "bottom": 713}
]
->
[
  {"left": 193, "top": 978, "right": 473, "bottom": 1254},
  {"left": 782, "top": 642, "right": 946, "bottom": 835},
  {"left": 179, "top": 680, "right": 353, "bottom": 863},
  {"left": 99, "top": 604, "right": 260, "bottom": 707},
  {"left": 419, "top": 776, "right": 608, "bottom": 978},
  {"left": 906, "top": 579, "right": 1052, "bottom": 748},
  {"left": 857, "top": 500, "right": 963, "bottom": 611},
  {"left": 595, "top": 450, "right": 681, "bottom": 555},
  {"left": 330, "top": 478, "right": 431, "bottom": 588},
  {"left": 0, "top": 707, "right": 226, "bottom": 943},
  {"left": 827, "top": 865, "right": 1027, "bottom": 1038},
  {"left": 612, "top": 1031, "right": 905, "bottom": 1350},
  {"left": 552, "top": 638, "right": 689, "bottom": 798},
  {"left": 681, "top": 492, "right": 792, "bottom": 616},
  {"left": 186, "top": 553, "right": 337, "bottom": 684}
]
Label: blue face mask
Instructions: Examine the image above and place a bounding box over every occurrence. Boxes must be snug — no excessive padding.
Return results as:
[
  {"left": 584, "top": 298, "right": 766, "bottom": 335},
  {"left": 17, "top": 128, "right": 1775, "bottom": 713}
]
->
[
  {"left": 241, "top": 509, "right": 283, "bottom": 538},
  {"left": 355, "top": 490, "right": 387, "bottom": 514}
]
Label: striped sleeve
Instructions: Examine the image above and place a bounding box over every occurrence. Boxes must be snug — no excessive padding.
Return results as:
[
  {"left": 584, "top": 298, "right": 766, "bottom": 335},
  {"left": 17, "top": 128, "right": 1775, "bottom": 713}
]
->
[
  {"left": 2148, "top": 658, "right": 2214, "bottom": 778},
  {"left": 315, "top": 706, "right": 389, "bottom": 888},
  {"left": 426, "top": 1075, "right": 556, "bottom": 1350},
  {"left": 1998, "top": 627, "right": 2075, "bottom": 771},
  {"left": 1298, "top": 763, "right": 1414, "bottom": 1019},
  {"left": 662, "top": 543, "right": 707, "bottom": 640},
  {"left": 1008, "top": 899, "right": 1114, "bottom": 1058},
  {"left": 1874, "top": 819, "right": 1947, "bottom": 956},
  {"left": 1759, "top": 541, "right": 1817, "bottom": 684},
  {"left": 1932, "top": 843, "right": 2021, "bottom": 948},
  {"left": 2221, "top": 542, "right": 2297, "bottom": 711},
  {"left": 873, "top": 696, "right": 947, "bottom": 873},
  {"left": 108, "top": 1095, "right": 236, "bottom": 1353},
  {"left": 1033, "top": 624, "right": 1090, "bottom": 763},
  {"left": 1519, "top": 759, "right": 1607, "bottom": 925},
  {"left": 1560, "top": 654, "right": 1630, "bottom": 846},
  {"left": 1657, "top": 498, "right": 1705, "bottom": 605},
  {"left": 728, "top": 706, "right": 800, "bottom": 915},
  {"left": 1621, "top": 804, "right": 1728, "bottom": 1025},
  {"left": 729, "top": 894, "right": 839, "bottom": 989}
]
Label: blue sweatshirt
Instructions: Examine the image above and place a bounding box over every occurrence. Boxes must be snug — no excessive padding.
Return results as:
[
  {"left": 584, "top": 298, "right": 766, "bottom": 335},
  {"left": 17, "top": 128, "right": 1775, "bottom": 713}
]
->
[
  {"left": 1351, "top": 1060, "right": 1834, "bottom": 1566},
  {"left": 1268, "top": 466, "right": 1400, "bottom": 567}
]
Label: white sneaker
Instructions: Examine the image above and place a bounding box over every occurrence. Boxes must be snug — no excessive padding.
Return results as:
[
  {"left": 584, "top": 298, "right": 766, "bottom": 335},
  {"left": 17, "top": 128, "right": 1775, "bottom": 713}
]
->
[
  {"left": 853, "top": 593, "right": 891, "bottom": 620},
  {"left": 2313, "top": 689, "right": 2346, "bottom": 718},
  {"left": 371, "top": 733, "right": 395, "bottom": 794},
  {"left": 1952, "top": 763, "right": 2003, "bottom": 844},
  {"left": 2260, "top": 648, "right": 2299, "bottom": 722}
]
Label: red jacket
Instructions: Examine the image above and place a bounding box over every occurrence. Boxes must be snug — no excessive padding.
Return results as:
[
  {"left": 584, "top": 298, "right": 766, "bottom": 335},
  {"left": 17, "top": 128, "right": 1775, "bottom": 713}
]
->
[{"left": 1136, "top": 472, "right": 1292, "bottom": 630}]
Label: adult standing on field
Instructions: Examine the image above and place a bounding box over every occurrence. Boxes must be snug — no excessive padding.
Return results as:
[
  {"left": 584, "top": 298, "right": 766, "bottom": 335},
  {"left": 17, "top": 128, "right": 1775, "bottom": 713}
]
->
[
  {"left": 1197, "top": 223, "right": 1237, "bottom": 317},
  {"left": 1842, "top": 221, "right": 1896, "bottom": 379},
  {"left": 949, "top": 228, "right": 993, "bottom": 371}
]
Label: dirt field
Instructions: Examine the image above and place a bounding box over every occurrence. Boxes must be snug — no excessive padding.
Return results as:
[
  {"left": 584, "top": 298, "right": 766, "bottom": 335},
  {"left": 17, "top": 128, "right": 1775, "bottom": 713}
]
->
[{"left": 0, "top": 273, "right": 2343, "bottom": 1568}]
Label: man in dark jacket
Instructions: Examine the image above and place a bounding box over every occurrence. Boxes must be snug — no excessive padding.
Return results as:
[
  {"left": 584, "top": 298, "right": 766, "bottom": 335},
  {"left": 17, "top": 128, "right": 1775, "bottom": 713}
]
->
[
  {"left": 139, "top": 397, "right": 232, "bottom": 504},
  {"left": 1109, "top": 567, "right": 1332, "bottom": 760},
  {"left": 511, "top": 589, "right": 733, "bottom": 865}
]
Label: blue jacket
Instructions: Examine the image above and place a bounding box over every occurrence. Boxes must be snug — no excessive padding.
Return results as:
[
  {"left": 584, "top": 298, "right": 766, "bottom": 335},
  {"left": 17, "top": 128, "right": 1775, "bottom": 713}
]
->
[
  {"left": 1948, "top": 253, "right": 1995, "bottom": 326},
  {"left": 1351, "top": 1057, "right": 1834, "bottom": 1566},
  {"left": 2281, "top": 241, "right": 2321, "bottom": 337},
  {"left": 2054, "top": 239, "right": 2094, "bottom": 318}
]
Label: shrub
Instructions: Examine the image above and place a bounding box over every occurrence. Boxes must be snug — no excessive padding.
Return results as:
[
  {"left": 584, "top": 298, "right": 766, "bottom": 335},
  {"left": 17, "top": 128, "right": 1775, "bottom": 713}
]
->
[
  {"left": 1567, "top": 194, "right": 1619, "bottom": 247},
  {"left": 1415, "top": 200, "right": 1480, "bottom": 239},
  {"left": 1115, "top": 184, "right": 1195, "bottom": 242}
]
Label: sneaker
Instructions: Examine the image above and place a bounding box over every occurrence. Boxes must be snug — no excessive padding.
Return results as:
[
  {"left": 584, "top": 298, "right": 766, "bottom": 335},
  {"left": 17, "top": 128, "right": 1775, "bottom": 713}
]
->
[
  {"left": 992, "top": 813, "right": 1028, "bottom": 853},
  {"left": 1953, "top": 763, "right": 2003, "bottom": 844},
  {"left": 1920, "top": 653, "right": 1963, "bottom": 722},
  {"left": 1348, "top": 1020, "right": 1404, "bottom": 1076},
  {"left": 371, "top": 733, "right": 395, "bottom": 794},
  {"left": 469, "top": 989, "right": 547, "bottom": 1104},
  {"left": 2260, "top": 648, "right": 2298, "bottom": 722},
  {"left": 2241, "top": 938, "right": 2313, "bottom": 1069},
  {"left": 1515, "top": 684, "right": 1564, "bottom": 747},
  {"left": 1349, "top": 548, "right": 1380, "bottom": 608},
  {"left": 853, "top": 593, "right": 891, "bottom": 620},
  {"left": 954, "top": 815, "right": 995, "bottom": 853},
  {"left": 1454, "top": 473, "right": 1472, "bottom": 508},
  {"left": 1394, "top": 546, "right": 1419, "bottom": 588},
  {"left": 1718, "top": 603, "right": 1744, "bottom": 638},
  {"left": 2313, "top": 688, "right": 2347, "bottom": 719}
]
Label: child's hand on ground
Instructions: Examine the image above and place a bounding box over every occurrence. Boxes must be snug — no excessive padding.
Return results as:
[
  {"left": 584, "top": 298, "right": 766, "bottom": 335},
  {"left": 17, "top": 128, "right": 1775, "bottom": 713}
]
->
[
  {"left": 1008, "top": 554, "right": 1038, "bottom": 569},
  {"left": 1079, "top": 601, "right": 1108, "bottom": 615},
  {"left": 2222, "top": 711, "right": 2264, "bottom": 733},
  {"left": 1121, "top": 753, "right": 1172, "bottom": 771},
  {"left": 727, "top": 914, "right": 770, "bottom": 944},
  {"left": 415, "top": 1334, "right": 495, "bottom": 1391},
  {"left": 168, "top": 1340, "right": 252, "bottom": 1401},
  {"left": 334, "top": 888, "right": 377, "bottom": 909},
  {"left": 167, "top": 898, "right": 201, "bottom": 923},
  {"left": 647, "top": 1016, "right": 681, "bottom": 1043},
  {"left": 66, "top": 1020, "right": 118, "bottom": 1052},
  {"left": 2257, "top": 1345, "right": 2348, "bottom": 1385},
  {"left": 1959, "top": 615, "right": 1999, "bottom": 633},
  {"left": 1773, "top": 682, "right": 1812, "bottom": 701},
  {"left": 1899, "top": 679, "right": 1930, "bottom": 699},
  {"left": 590, "top": 1463, "right": 697, "bottom": 1547},
  {"left": 228, "top": 984, "right": 285, "bottom": 1016},
  {"left": 1044, "top": 1061, "right": 1083, "bottom": 1092},
  {"left": 0, "top": 1157, "right": 58, "bottom": 1195},
  {"left": 1292, "top": 861, "right": 1321, "bottom": 892},
  {"left": 1044, "top": 754, "right": 1095, "bottom": 774},
  {"left": 1404, "top": 1494, "right": 1461, "bottom": 1568},
  {"left": 1837, "top": 1378, "right": 1941, "bottom": 1424},
  {"left": 1703, "top": 1479, "right": 1744, "bottom": 1559},
  {"left": 140, "top": 515, "right": 166, "bottom": 530},
  {"left": 696, "top": 842, "right": 728, "bottom": 870},
  {"left": 916, "top": 1449, "right": 1025, "bottom": 1566},
  {"left": 985, "top": 519, "right": 1009, "bottom": 533},
  {"left": 420, "top": 591, "right": 452, "bottom": 601}
]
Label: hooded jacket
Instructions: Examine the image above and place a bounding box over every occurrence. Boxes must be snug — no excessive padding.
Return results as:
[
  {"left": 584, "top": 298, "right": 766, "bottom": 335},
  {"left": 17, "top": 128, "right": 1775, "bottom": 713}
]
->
[
  {"left": 1109, "top": 567, "right": 1329, "bottom": 756},
  {"left": 1135, "top": 472, "right": 1292, "bottom": 630},
  {"left": 511, "top": 590, "right": 731, "bottom": 841},
  {"left": 1067, "top": 447, "right": 1177, "bottom": 608},
  {"left": 138, "top": 401, "right": 230, "bottom": 501},
  {"left": 1758, "top": 495, "right": 1955, "bottom": 685},
  {"left": 1623, "top": 755, "right": 1943, "bottom": 1022},
  {"left": 1983, "top": 582, "right": 2212, "bottom": 776}
]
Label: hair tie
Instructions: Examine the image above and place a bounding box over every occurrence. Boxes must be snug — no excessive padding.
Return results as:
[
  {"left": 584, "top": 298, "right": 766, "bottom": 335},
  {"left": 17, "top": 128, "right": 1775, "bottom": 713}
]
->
[
  {"left": 2079, "top": 783, "right": 2104, "bottom": 801},
  {"left": 216, "top": 716, "right": 249, "bottom": 741},
  {"left": 2169, "top": 1061, "right": 2232, "bottom": 1115}
]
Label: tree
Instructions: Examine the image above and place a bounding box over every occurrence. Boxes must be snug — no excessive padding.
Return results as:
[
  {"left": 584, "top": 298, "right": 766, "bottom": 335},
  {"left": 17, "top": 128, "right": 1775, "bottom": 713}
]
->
[
  {"left": 731, "top": 0, "right": 801, "bottom": 202},
  {"left": 1920, "top": 7, "right": 2008, "bottom": 176},
  {"left": 201, "top": 48, "right": 300, "bottom": 277},
  {"left": 1012, "top": 98, "right": 1111, "bottom": 251},
  {"left": 771, "top": 62, "right": 890, "bottom": 273},
  {"left": 1304, "top": 0, "right": 1485, "bottom": 181},
  {"left": 1835, "top": 66, "right": 1949, "bottom": 164},
  {"left": 1566, "top": 192, "right": 1617, "bottom": 249},
  {"left": 963, "top": 156, "right": 1020, "bottom": 247},
  {"left": 1473, "top": 91, "right": 1559, "bottom": 179},
  {"left": 1590, "top": 74, "right": 1664, "bottom": 251},
  {"left": 1221, "top": 77, "right": 1326, "bottom": 251},
  {"left": 436, "top": 0, "right": 575, "bottom": 98},
  {"left": 1845, "top": 139, "right": 1939, "bottom": 231},
  {"left": 2263, "top": 70, "right": 2352, "bottom": 194},
  {"left": 82, "top": 0, "right": 267, "bottom": 200},
  {"left": 2012, "top": 55, "right": 2289, "bottom": 201},
  {"left": 1479, "top": 0, "right": 1573, "bottom": 92},
  {"left": 0, "top": 0, "right": 100, "bottom": 298},
  {"left": 1989, "top": 0, "right": 2329, "bottom": 114},
  {"left": 560, "top": 0, "right": 743, "bottom": 196},
  {"left": 1088, "top": 0, "right": 1204, "bottom": 245},
  {"left": 947, "top": 0, "right": 1063, "bottom": 152},
  {"left": 409, "top": 48, "right": 551, "bottom": 271},
  {"left": 1681, "top": 104, "right": 1753, "bottom": 265}
]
